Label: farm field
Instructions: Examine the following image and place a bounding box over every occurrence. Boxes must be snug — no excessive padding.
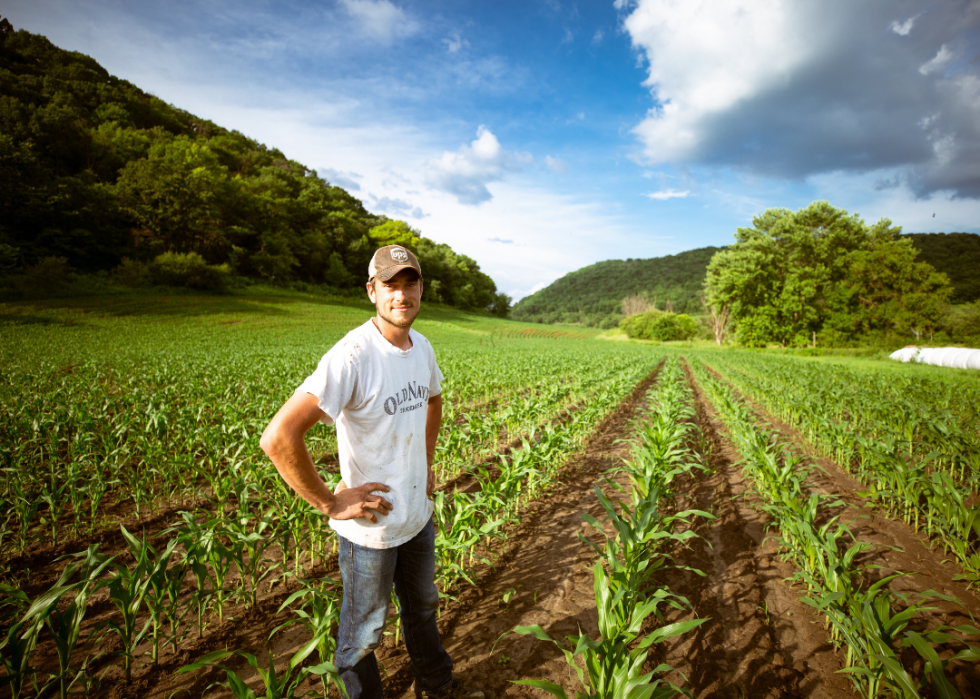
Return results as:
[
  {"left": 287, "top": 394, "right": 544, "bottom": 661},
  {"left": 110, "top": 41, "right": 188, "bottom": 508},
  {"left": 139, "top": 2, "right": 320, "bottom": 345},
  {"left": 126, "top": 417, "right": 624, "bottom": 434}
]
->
[{"left": 2, "top": 291, "right": 979, "bottom": 699}]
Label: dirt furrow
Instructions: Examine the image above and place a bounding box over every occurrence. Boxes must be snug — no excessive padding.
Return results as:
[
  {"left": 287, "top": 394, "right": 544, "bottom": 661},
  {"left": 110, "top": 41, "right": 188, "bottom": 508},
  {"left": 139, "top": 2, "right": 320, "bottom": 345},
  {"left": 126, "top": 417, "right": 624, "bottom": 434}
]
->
[{"left": 644, "top": 359, "right": 852, "bottom": 699}]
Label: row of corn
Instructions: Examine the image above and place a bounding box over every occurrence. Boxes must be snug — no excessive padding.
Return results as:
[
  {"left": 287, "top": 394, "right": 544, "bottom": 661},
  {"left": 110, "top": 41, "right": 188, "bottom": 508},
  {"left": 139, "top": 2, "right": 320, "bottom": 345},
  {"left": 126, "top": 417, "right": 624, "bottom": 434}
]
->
[{"left": 689, "top": 358, "right": 979, "bottom": 699}]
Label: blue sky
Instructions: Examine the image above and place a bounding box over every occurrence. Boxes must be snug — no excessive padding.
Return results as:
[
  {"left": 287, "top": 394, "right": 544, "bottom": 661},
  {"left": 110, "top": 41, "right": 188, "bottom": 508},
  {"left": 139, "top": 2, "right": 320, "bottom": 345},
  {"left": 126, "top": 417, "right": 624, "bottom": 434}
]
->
[{"left": 6, "top": 0, "right": 980, "bottom": 299}]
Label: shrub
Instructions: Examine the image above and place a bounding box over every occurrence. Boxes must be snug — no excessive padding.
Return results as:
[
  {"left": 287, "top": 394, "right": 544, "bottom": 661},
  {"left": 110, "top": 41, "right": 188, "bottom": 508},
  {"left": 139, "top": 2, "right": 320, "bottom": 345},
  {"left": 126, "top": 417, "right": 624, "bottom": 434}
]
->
[
  {"left": 113, "top": 258, "right": 152, "bottom": 288},
  {"left": 150, "top": 252, "right": 229, "bottom": 291},
  {"left": 620, "top": 310, "right": 699, "bottom": 341}
]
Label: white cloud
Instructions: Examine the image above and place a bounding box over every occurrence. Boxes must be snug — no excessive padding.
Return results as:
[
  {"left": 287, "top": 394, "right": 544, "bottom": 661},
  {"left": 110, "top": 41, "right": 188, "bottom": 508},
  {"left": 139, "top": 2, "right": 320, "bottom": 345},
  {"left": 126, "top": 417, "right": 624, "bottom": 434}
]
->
[
  {"left": 919, "top": 44, "right": 953, "bottom": 75},
  {"left": 338, "top": 0, "right": 419, "bottom": 43},
  {"left": 561, "top": 27, "right": 575, "bottom": 44},
  {"left": 647, "top": 189, "right": 690, "bottom": 200},
  {"left": 545, "top": 155, "right": 567, "bottom": 173},
  {"left": 488, "top": 237, "right": 513, "bottom": 244},
  {"left": 424, "top": 126, "right": 524, "bottom": 205},
  {"left": 891, "top": 17, "right": 915, "bottom": 36},
  {"left": 370, "top": 195, "right": 428, "bottom": 218},
  {"left": 625, "top": 0, "right": 811, "bottom": 164},
  {"left": 443, "top": 31, "right": 468, "bottom": 53},
  {"left": 592, "top": 29, "right": 604, "bottom": 44},
  {"left": 622, "top": 0, "right": 980, "bottom": 198}
]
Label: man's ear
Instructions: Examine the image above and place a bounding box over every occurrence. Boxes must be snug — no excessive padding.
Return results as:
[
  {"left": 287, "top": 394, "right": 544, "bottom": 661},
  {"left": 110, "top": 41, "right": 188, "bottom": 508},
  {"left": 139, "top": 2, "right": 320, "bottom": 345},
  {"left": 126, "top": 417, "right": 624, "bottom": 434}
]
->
[{"left": 366, "top": 281, "right": 375, "bottom": 302}]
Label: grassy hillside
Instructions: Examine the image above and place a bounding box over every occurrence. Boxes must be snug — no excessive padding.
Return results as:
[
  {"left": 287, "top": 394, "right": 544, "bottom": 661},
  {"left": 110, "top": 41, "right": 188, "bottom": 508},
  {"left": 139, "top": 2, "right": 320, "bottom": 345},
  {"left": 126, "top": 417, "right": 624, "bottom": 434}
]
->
[
  {"left": 0, "top": 288, "right": 599, "bottom": 371},
  {"left": 511, "top": 247, "right": 720, "bottom": 328}
]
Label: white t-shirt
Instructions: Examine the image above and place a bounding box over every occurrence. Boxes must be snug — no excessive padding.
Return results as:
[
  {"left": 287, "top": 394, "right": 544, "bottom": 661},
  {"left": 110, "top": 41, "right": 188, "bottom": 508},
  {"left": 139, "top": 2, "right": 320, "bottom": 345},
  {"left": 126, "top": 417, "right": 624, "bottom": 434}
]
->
[{"left": 296, "top": 319, "right": 443, "bottom": 549}]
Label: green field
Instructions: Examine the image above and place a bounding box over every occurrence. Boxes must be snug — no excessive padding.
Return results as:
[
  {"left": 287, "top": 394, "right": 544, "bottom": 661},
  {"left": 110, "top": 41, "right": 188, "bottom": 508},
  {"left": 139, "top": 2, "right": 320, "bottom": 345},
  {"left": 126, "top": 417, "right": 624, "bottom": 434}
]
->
[{"left": 2, "top": 291, "right": 979, "bottom": 699}]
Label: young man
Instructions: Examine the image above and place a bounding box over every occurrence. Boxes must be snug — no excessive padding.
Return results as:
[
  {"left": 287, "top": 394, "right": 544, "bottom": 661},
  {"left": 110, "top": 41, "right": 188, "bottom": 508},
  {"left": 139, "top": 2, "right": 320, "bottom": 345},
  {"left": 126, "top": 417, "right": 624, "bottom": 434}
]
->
[{"left": 260, "top": 245, "right": 483, "bottom": 699}]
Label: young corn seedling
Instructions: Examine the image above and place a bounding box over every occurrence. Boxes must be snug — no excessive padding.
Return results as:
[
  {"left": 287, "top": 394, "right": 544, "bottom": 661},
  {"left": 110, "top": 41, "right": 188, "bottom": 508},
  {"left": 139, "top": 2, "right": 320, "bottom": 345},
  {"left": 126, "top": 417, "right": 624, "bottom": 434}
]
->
[
  {"left": 496, "top": 563, "right": 706, "bottom": 699},
  {"left": 120, "top": 525, "right": 179, "bottom": 665},
  {"left": 0, "top": 584, "right": 42, "bottom": 699},
  {"left": 271, "top": 577, "right": 344, "bottom": 699},
  {"left": 30, "top": 545, "right": 114, "bottom": 699},
  {"left": 98, "top": 530, "right": 155, "bottom": 682},
  {"left": 225, "top": 512, "right": 273, "bottom": 609},
  {"left": 177, "top": 639, "right": 347, "bottom": 699}
]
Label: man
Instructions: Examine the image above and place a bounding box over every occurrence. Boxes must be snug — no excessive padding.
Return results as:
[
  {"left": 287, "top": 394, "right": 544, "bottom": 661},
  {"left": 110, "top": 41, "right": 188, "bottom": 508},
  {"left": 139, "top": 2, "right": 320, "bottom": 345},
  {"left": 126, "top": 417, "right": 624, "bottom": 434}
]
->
[{"left": 260, "top": 245, "right": 483, "bottom": 699}]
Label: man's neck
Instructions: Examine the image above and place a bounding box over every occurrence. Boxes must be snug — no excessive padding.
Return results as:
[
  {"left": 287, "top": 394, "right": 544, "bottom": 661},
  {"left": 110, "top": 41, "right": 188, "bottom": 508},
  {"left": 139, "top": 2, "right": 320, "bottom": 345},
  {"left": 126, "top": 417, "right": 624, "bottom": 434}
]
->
[{"left": 372, "top": 316, "right": 413, "bottom": 350}]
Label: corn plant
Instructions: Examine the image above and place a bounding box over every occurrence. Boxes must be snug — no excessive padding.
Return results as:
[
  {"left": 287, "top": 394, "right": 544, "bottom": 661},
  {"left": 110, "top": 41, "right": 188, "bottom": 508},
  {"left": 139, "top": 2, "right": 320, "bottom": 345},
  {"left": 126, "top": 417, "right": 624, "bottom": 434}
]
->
[
  {"left": 177, "top": 640, "right": 346, "bottom": 699},
  {"left": 271, "top": 577, "right": 345, "bottom": 699},
  {"left": 0, "top": 583, "right": 41, "bottom": 699},
  {"left": 120, "top": 525, "right": 179, "bottom": 665},
  {"left": 689, "top": 356, "right": 976, "bottom": 698},
  {"left": 99, "top": 530, "right": 154, "bottom": 683}
]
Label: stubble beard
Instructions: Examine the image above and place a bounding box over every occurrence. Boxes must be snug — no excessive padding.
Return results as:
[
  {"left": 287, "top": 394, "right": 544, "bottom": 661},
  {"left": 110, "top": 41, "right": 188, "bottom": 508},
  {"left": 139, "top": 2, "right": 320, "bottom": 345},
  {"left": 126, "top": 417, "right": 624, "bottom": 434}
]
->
[{"left": 377, "top": 301, "right": 419, "bottom": 329}]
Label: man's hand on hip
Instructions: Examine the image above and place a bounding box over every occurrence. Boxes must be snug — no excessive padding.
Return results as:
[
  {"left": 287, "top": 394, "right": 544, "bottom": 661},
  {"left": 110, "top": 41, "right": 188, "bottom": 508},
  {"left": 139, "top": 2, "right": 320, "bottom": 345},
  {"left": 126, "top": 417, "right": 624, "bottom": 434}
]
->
[{"left": 328, "top": 481, "right": 392, "bottom": 523}]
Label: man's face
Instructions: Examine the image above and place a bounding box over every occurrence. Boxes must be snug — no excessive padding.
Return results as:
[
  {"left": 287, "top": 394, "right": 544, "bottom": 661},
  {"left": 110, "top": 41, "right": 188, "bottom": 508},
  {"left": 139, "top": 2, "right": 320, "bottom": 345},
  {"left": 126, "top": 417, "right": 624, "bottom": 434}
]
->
[{"left": 367, "top": 269, "right": 422, "bottom": 328}]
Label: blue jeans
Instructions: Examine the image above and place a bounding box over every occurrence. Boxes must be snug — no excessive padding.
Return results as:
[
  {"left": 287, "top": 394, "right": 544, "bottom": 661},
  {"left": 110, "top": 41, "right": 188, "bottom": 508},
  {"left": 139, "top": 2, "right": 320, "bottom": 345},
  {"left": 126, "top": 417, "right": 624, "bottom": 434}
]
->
[{"left": 336, "top": 518, "right": 453, "bottom": 698}]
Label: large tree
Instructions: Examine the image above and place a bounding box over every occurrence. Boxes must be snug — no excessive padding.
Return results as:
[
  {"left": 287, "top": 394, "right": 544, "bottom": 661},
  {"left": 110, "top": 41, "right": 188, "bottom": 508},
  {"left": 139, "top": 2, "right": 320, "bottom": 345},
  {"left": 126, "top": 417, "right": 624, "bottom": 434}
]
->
[{"left": 705, "top": 202, "right": 952, "bottom": 346}]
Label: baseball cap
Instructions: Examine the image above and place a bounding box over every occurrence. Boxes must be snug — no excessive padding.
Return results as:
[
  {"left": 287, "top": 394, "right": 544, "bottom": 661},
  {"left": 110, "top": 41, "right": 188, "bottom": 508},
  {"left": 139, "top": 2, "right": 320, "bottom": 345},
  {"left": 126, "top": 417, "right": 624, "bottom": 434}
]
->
[{"left": 368, "top": 245, "right": 423, "bottom": 282}]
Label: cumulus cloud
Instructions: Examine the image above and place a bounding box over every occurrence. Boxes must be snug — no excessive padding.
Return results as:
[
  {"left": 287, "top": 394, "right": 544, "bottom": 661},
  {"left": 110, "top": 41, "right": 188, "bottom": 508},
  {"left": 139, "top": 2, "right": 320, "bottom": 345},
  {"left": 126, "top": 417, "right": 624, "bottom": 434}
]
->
[
  {"left": 592, "top": 29, "right": 604, "bottom": 45},
  {"left": 545, "top": 155, "right": 567, "bottom": 173},
  {"left": 622, "top": 0, "right": 980, "bottom": 198},
  {"left": 647, "top": 189, "right": 689, "bottom": 200},
  {"left": 370, "top": 195, "right": 428, "bottom": 219},
  {"left": 318, "top": 167, "right": 362, "bottom": 191},
  {"left": 425, "top": 125, "right": 525, "bottom": 205},
  {"left": 338, "top": 0, "right": 419, "bottom": 43}
]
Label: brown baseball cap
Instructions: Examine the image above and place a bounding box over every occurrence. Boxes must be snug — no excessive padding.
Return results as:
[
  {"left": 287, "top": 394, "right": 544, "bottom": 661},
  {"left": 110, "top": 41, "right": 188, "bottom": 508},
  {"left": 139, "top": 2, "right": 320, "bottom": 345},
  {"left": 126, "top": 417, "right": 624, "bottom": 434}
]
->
[{"left": 368, "top": 245, "right": 423, "bottom": 282}]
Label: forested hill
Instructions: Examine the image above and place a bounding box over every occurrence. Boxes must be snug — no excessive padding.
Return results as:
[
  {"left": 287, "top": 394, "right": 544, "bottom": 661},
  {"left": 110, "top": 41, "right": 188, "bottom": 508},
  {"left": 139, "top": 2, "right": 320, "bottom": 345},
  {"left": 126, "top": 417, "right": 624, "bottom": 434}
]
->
[
  {"left": 513, "top": 232, "right": 980, "bottom": 328},
  {"left": 901, "top": 232, "right": 980, "bottom": 304},
  {"left": 511, "top": 247, "right": 720, "bottom": 328},
  {"left": 0, "top": 19, "right": 508, "bottom": 312}
]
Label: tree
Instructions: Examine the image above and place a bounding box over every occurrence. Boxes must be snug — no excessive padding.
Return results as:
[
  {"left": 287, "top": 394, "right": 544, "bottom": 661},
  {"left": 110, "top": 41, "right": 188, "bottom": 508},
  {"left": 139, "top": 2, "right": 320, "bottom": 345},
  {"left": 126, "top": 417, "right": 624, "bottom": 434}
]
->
[
  {"left": 704, "top": 202, "right": 954, "bottom": 346},
  {"left": 699, "top": 292, "right": 730, "bottom": 345},
  {"left": 115, "top": 137, "right": 235, "bottom": 256}
]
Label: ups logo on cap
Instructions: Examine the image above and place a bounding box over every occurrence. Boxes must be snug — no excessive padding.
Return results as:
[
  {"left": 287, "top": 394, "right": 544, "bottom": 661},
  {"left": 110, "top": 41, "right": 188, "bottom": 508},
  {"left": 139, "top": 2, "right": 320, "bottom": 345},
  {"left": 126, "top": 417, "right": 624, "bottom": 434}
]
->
[{"left": 391, "top": 248, "right": 408, "bottom": 262}]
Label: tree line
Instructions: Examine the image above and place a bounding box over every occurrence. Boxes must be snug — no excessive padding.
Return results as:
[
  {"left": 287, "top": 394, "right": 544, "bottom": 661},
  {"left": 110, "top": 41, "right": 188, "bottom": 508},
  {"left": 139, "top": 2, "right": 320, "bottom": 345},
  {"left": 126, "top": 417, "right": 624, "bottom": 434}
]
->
[{"left": 0, "top": 19, "right": 510, "bottom": 315}]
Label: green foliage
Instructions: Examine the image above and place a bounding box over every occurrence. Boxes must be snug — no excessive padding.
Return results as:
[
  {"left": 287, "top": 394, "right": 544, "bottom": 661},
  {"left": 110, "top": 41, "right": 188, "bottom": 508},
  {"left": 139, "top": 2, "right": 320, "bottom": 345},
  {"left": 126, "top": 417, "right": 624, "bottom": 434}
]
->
[
  {"left": 149, "top": 252, "right": 229, "bottom": 292},
  {"left": 619, "top": 310, "right": 698, "bottom": 341},
  {"left": 941, "top": 302, "right": 980, "bottom": 344},
  {"left": 0, "top": 20, "right": 507, "bottom": 313},
  {"left": 112, "top": 257, "right": 151, "bottom": 288},
  {"left": 512, "top": 247, "right": 720, "bottom": 326},
  {"left": 902, "top": 232, "right": 980, "bottom": 304},
  {"left": 368, "top": 220, "right": 419, "bottom": 248},
  {"left": 705, "top": 202, "right": 954, "bottom": 347}
]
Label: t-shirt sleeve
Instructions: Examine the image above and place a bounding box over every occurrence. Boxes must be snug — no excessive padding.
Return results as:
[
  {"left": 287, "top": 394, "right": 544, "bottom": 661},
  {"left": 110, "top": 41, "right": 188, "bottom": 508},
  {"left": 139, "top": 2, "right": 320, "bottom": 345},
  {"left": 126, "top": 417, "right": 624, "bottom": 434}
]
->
[
  {"left": 428, "top": 343, "right": 444, "bottom": 398},
  {"left": 295, "top": 343, "right": 359, "bottom": 425}
]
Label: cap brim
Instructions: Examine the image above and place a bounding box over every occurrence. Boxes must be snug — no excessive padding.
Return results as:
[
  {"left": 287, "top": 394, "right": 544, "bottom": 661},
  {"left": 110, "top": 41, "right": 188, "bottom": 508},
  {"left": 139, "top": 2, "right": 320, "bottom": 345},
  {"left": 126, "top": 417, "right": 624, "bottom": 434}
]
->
[{"left": 376, "top": 264, "right": 423, "bottom": 281}]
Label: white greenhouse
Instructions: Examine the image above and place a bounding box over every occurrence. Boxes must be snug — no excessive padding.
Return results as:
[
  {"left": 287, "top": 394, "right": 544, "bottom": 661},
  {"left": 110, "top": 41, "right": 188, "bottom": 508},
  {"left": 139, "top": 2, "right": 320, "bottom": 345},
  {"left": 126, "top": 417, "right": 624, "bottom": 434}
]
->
[{"left": 889, "top": 346, "right": 980, "bottom": 369}]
